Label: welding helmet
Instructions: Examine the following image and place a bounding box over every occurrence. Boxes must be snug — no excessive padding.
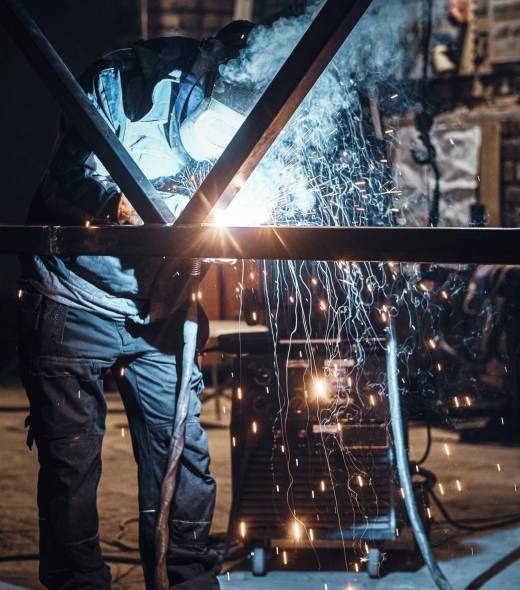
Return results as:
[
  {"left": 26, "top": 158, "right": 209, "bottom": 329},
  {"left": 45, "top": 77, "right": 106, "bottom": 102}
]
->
[{"left": 179, "top": 20, "right": 255, "bottom": 161}]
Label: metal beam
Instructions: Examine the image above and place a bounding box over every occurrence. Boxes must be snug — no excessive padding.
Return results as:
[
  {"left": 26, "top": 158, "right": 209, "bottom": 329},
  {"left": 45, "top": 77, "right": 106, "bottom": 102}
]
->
[
  {"left": 1, "top": 225, "right": 519, "bottom": 265},
  {"left": 0, "top": 0, "right": 171, "bottom": 224},
  {"left": 175, "top": 0, "right": 373, "bottom": 225}
]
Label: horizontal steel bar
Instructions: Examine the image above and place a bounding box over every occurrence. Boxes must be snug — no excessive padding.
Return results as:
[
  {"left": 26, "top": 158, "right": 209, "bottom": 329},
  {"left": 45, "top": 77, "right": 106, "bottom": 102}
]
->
[
  {"left": 0, "top": 0, "right": 170, "bottom": 223},
  {"left": 175, "top": 0, "right": 372, "bottom": 224},
  {"left": 1, "top": 225, "right": 519, "bottom": 264}
]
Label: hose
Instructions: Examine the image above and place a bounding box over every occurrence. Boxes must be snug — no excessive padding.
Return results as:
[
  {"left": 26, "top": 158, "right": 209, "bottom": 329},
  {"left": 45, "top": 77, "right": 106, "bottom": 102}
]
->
[
  {"left": 154, "top": 259, "right": 201, "bottom": 590},
  {"left": 417, "top": 422, "right": 432, "bottom": 465},
  {"left": 386, "top": 314, "right": 454, "bottom": 590}
]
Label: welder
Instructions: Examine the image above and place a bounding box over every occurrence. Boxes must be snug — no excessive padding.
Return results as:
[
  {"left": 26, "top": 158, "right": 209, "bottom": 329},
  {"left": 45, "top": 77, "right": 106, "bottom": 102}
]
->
[{"left": 17, "top": 19, "right": 254, "bottom": 590}]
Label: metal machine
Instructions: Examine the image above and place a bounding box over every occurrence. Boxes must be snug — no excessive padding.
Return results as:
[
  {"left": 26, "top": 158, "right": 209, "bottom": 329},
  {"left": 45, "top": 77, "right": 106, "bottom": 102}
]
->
[{"left": 218, "top": 333, "right": 405, "bottom": 577}]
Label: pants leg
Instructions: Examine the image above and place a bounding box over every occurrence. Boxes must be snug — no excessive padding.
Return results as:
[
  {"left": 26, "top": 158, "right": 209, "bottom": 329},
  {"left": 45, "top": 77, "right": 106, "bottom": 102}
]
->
[
  {"left": 18, "top": 294, "right": 115, "bottom": 589},
  {"left": 115, "top": 353, "right": 219, "bottom": 590}
]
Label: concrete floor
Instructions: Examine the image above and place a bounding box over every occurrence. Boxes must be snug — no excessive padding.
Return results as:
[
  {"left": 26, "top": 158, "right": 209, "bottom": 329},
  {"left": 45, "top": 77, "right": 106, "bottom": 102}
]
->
[{"left": 1, "top": 379, "right": 519, "bottom": 589}]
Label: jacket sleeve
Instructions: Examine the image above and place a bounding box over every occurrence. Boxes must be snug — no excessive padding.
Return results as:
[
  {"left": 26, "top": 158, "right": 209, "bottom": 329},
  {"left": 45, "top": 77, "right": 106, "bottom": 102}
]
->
[{"left": 40, "top": 63, "right": 126, "bottom": 223}]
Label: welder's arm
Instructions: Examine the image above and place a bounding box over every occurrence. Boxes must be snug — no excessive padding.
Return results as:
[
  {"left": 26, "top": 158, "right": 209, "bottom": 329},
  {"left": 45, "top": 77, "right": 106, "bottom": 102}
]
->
[{"left": 42, "top": 66, "right": 126, "bottom": 224}]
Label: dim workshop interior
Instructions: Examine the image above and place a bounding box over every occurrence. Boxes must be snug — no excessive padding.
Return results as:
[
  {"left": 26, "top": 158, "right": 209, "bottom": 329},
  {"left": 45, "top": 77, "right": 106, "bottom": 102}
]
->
[{"left": 1, "top": 0, "right": 520, "bottom": 589}]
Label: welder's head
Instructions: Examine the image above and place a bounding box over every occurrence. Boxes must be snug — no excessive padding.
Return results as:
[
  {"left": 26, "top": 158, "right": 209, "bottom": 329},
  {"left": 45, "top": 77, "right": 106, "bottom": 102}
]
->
[
  {"left": 179, "top": 20, "right": 256, "bottom": 162},
  {"left": 216, "top": 20, "right": 255, "bottom": 54}
]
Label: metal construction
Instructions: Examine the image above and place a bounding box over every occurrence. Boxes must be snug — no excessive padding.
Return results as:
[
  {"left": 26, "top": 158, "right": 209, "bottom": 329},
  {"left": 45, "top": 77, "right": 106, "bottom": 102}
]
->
[
  {"left": 0, "top": 0, "right": 519, "bottom": 263},
  {"left": 0, "top": 224, "right": 519, "bottom": 264}
]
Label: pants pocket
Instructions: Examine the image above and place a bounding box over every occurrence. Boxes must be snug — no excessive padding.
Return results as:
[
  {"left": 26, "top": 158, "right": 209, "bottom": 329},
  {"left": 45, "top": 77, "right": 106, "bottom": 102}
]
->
[
  {"left": 17, "top": 289, "right": 42, "bottom": 350},
  {"left": 23, "top": 359, "right": 104, "bottom": 438}
]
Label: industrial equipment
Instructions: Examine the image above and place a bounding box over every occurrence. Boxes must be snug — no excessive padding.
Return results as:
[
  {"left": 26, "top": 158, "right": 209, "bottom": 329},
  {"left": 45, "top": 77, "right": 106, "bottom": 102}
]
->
[{"left": 219, "top": 333, "right": 409, "bottom": 577}]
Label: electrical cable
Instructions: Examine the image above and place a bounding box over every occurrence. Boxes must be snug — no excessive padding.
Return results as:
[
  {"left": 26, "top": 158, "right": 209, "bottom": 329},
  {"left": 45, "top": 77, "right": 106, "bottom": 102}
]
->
[
  {"left": 154, "top": 259, "right": 201, "bottom": 590},
  {"left": 0, "top": 553, "right": 141, "bottom": 565},
  {"left": 416, "top": 422, "right": 432, "bottom": 465},
  {"left": 387, "top": 314, "right": 454, "bottom": 590},
  {"left": 429, "top": 489, "right": 520, "bottom": 532},
  {"left": 101, "top": 516, "right": 139, "bottom": 552},
  {"left": 415, "top": 464, "right": 520, "bottom": 531}
]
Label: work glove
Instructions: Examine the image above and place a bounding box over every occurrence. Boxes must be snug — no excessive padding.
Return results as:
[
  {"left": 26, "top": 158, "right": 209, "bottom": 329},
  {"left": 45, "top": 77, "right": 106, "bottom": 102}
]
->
[{"left": 116, "top": 192, "right": 190, "bottom": 225}]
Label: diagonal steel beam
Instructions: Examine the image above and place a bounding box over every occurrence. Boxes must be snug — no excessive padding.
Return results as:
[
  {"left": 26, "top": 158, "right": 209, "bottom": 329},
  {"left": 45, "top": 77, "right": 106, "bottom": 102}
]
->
[
  {"left": 1, "top": 225, "right": 519, "bottom": 265},
  {"left": 0, "top": 0, "right": 171, "bottom": 224},
  {"left": 175, "top": 0, "right": 373, "bottom": 225}
]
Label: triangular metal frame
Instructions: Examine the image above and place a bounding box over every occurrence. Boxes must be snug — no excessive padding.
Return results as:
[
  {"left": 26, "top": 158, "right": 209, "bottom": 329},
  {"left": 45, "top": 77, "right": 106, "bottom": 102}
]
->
[{"left": 0, "top": 0, "right": 519, "bottom": 264}]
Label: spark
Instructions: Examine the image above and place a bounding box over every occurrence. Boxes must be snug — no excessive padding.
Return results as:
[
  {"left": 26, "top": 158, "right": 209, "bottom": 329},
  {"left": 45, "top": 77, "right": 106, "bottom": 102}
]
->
[
  {"left": 292, "top": 520, "right": 302, "bottom": 541},
  {"left": 314, "top": 378, "right": 327, "bottom": 399}
]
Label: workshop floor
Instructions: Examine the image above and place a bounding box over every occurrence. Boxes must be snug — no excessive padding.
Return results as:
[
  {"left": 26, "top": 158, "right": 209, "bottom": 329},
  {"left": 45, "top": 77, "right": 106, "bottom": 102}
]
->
[{"left": 1, "top": 379, "right": 519, "bottom": 589}]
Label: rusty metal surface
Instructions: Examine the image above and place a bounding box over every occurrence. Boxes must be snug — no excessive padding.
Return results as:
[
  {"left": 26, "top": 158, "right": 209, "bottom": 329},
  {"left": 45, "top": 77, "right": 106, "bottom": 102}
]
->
[
  {"left": 175, "top": 0, "right": 373, "bottom": 225},
  {"left": 1, "top": 224, "right": 519, "bottom": 264}
]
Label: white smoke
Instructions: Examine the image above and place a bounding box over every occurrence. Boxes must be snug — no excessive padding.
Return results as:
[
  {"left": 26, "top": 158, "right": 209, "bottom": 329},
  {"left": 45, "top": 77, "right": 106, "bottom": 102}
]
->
[{"left": 216, "top": 0, "right": 415, "bottom": 227}]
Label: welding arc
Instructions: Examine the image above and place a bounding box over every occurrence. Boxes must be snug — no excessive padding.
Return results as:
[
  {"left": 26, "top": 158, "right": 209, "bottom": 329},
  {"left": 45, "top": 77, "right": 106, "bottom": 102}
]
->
[
  {"left": 154, "top": 263, "right": 201, "bottom": 590},
  {"left": 387, "top": 314, "right": 454, "bottom": 590}
]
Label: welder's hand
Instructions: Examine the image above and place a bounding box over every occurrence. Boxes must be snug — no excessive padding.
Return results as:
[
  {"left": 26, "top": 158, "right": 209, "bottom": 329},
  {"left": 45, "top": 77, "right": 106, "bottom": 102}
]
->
[
  {"left": 117, "top": 194, "right": 143, "bottom": 225},
  {"left": 449, "top": 0, "right": 470, "bottom": 23}
]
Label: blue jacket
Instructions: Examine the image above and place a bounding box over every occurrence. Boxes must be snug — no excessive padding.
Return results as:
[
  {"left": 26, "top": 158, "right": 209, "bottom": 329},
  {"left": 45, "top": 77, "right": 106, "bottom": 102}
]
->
[{"left": 23, "top": 37, "right": 206, "bottom": 319}]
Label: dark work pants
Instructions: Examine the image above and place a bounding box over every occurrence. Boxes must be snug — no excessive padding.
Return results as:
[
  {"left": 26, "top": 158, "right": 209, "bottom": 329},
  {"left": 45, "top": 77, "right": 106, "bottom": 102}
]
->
[{"left": 18, "top": 291, "right": 219, "bottom": 590}]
